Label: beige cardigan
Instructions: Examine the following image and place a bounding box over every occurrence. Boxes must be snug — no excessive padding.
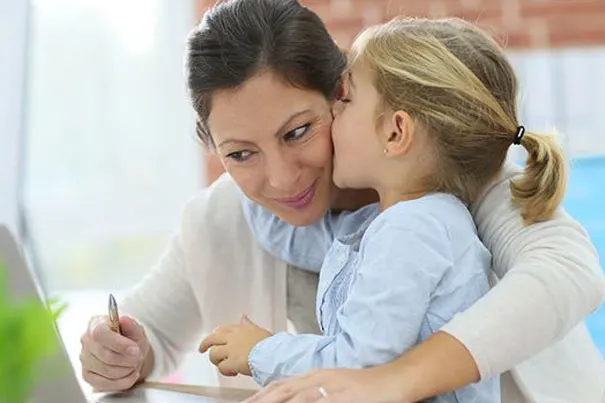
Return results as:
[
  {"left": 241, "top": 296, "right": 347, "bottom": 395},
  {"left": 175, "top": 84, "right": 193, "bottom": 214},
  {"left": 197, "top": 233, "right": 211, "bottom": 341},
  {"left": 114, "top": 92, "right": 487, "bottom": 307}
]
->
[{"left": 121, "top": 166, "right": 605, "bottom": 402}]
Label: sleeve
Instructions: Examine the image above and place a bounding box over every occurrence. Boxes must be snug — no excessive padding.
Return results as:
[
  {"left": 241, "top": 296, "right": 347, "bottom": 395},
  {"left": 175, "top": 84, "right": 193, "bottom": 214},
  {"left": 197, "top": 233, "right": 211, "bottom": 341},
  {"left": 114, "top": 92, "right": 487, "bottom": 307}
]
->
[
  {"left": 240, "top": 197, "right": 340, "bottom": 272},
  {"left": 119, "top": 198, "right": 204, "bottom": 380},
  {"left": 441, "top": 166, "right": 605, "bottom": 379},
  {"left": 248, "top": 212, "right": 452, "bottom": 386}
]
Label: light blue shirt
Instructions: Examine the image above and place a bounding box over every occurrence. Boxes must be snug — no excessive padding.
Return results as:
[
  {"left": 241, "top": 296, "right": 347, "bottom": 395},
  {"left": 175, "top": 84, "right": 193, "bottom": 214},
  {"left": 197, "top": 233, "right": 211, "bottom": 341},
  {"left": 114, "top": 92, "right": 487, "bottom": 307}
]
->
[{"left": 242, "top": 193, "right": 500, "bottom": 402}]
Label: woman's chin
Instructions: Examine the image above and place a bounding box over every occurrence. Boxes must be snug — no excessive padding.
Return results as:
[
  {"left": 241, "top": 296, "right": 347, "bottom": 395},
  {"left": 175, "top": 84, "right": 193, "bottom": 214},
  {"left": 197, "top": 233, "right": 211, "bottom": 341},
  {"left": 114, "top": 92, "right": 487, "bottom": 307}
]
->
[{"left": 275, "top": 203, "right": 326, "bottom": 226}]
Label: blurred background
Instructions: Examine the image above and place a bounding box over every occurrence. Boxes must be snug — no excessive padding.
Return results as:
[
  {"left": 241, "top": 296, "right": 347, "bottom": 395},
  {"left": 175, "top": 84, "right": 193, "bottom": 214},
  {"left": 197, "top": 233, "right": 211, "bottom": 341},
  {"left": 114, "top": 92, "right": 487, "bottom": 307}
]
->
[{"left": 1, "top": 0, "right": 604, "bottom": 386}]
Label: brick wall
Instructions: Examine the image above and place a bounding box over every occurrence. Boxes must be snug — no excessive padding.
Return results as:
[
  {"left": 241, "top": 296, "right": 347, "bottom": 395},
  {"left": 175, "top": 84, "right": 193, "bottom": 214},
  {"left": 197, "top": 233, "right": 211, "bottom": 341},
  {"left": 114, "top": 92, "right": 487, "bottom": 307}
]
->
[{"left": 196, "top": 0, "right": 605, "bottom": 184}]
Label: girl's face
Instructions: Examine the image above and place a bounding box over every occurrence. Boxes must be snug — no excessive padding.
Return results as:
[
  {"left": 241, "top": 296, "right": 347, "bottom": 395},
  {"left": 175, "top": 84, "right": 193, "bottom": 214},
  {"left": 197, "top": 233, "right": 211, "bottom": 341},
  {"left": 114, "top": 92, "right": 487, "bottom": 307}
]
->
[
  {"left": 332, "top": 57, "right": 442, "bottom": 208},
  {"left": 331, "top": 61, "right": 386, "bottom": 190},
  {"left": 207, "top": 71, "right": 335, "bottom": 227}
]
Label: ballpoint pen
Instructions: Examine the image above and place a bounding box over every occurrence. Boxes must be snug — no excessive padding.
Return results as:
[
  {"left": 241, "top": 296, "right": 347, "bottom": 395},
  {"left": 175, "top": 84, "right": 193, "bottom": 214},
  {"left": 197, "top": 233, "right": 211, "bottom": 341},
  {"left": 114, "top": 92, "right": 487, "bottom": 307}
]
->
[{"left": 108, "top": 293, "right": 122, "bottom": 335}]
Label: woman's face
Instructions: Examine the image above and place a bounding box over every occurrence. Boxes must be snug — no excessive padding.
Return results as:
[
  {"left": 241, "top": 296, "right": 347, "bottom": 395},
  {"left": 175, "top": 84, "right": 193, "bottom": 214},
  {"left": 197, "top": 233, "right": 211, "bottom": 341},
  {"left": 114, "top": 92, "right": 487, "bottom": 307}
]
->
[{"left": 207, "top": 71, "right": 335, "bottom": 226}]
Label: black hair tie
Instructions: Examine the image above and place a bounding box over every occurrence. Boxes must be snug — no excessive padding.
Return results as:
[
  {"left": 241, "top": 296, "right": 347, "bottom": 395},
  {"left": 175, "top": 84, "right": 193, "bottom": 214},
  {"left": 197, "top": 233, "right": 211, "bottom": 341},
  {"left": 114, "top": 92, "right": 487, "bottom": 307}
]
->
[{"left": 513, "top": 125, "right": 525, "bottom": 145}]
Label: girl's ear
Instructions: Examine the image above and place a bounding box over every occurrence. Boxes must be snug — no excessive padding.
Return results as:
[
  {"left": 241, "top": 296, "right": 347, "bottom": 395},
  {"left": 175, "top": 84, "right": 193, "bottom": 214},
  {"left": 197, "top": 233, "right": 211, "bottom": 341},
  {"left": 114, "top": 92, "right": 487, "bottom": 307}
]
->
[{"left": 382, "top": 110, "right": 414, "bottom": 157}]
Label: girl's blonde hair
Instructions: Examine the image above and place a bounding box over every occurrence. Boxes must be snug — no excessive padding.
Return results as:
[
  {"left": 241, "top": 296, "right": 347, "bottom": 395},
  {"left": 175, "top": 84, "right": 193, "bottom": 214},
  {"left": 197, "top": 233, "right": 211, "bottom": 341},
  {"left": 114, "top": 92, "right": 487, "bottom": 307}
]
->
[{"left": 350, "top": 18, "right": 566, "bottom": 224}]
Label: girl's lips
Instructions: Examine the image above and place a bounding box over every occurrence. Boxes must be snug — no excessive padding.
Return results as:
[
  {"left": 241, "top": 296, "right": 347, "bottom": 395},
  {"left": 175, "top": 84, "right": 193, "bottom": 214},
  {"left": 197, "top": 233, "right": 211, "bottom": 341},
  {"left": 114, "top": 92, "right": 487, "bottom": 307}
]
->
[{"left": 276, "top": 181, "right": 317, "bottom": 210}]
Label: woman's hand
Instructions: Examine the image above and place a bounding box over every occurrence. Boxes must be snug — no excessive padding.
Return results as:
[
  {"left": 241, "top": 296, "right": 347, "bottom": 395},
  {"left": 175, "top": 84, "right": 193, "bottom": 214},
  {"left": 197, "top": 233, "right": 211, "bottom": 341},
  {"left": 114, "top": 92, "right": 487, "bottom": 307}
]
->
[
  {"left": 79, "top": 315, "right": 151, "bottom": 392},
  {"left": 243, "top": 366, "right": 407, "bottom": 403},
  {"left": 199, "top": 315, "right": 272, "bottom": 377}
]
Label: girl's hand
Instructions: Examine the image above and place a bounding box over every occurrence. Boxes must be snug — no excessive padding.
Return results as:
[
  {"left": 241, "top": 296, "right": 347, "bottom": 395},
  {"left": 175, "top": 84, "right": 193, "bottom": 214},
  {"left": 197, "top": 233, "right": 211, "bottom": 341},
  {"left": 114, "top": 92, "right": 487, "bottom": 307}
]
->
[{"left": 199, "top": 315, "right": 272, "bottom": 377}]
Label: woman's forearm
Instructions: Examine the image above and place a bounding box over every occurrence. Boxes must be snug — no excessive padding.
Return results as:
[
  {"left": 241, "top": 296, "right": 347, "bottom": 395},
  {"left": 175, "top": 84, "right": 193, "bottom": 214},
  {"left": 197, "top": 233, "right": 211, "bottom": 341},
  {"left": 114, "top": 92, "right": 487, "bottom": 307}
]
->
[
  {"left": 242, "top": 330, "right": 481, "bottom": 403},
  {"left": 380, "top": 331, "right": 479, "bottom": 403}
]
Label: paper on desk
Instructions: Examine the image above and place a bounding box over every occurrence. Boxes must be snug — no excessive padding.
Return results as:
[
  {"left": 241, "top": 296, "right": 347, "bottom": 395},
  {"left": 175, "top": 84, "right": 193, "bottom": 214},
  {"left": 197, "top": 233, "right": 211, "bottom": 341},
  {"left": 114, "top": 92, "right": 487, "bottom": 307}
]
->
[{"left": 138, "top": 381, "right": 256, "bottom": 402}]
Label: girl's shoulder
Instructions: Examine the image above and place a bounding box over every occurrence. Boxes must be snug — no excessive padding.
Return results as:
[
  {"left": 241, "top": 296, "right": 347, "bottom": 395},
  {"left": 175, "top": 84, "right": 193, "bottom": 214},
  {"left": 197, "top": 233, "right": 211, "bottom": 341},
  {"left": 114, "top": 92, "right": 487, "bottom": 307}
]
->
[{"left": 365, "top": 193, "right": 476, "bottom": 241}]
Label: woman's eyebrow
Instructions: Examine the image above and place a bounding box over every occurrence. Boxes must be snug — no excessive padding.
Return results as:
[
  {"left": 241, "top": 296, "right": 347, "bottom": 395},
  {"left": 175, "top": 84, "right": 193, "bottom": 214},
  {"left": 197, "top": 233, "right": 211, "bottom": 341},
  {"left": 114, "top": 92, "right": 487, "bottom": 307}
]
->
[
  {"left": 216, "top": 109, "right": 311, "bottom": 148},
  {"left": 272, "top": 110, "right": 311, "bottom": 138}
]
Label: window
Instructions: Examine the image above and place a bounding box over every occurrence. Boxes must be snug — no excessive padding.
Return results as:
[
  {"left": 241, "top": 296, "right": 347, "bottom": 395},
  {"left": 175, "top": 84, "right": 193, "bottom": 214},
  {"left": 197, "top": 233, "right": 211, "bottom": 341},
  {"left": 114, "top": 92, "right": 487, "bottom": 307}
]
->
[{"left": 23, "top": 0, "right": 200, "bottom": 293}]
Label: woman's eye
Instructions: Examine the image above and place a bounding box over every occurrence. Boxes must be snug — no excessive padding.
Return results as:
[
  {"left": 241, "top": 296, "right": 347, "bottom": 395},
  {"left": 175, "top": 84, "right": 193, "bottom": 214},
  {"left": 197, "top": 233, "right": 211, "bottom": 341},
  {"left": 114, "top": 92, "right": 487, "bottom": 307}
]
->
[
  {"left": 225, "top": 150, "right": 254, "bottom": 162},
  {"left": 284, "top": 124, "right": 310, "bottom": 142}
]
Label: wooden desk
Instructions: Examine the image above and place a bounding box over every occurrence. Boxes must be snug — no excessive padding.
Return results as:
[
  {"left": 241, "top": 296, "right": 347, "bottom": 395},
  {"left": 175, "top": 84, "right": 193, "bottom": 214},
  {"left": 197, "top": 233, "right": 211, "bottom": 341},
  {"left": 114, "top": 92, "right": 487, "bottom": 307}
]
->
[
  {"left": 97, "top": 386, "right": 254, "bottom": 402},
  {"left": 96, "top": 383, "right": 255, "bottom": 403}
]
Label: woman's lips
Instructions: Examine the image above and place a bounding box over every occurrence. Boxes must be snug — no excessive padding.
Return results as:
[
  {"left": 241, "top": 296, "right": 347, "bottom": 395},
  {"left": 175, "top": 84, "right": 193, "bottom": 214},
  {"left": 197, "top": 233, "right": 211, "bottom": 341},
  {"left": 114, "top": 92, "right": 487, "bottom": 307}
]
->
[{"left": 276, "top": 181, "right": 318, "bottom": 210}]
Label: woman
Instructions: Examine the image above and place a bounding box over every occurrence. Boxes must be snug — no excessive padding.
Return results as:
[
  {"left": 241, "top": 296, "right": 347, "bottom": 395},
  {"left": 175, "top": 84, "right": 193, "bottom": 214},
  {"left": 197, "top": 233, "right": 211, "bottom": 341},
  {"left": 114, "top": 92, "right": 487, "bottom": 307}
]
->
[{"left": 78, "top": 0, "right": 605, "bottom": 401}]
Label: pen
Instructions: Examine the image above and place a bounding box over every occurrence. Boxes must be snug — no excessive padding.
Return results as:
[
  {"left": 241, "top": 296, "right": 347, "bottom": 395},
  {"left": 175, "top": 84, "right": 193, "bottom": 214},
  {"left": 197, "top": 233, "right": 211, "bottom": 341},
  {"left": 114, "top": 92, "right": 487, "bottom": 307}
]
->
[{"left": 108, "top": 293, "right": 122, "bottom": 335}]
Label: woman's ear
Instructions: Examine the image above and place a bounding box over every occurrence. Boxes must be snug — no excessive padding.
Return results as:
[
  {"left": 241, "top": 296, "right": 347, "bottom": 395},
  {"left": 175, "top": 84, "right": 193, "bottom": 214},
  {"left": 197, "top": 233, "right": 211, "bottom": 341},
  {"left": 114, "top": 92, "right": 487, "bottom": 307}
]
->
[{"left": 383, "top": 110, "right": 414, "bottom": 157}]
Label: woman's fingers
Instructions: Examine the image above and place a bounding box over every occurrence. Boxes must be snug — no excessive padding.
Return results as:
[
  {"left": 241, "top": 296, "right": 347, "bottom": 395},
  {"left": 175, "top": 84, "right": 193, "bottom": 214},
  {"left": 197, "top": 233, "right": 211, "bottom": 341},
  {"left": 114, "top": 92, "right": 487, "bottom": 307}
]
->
[
  {"left": 244, "top": 376, "right": 317, "bottom": 403},
  {"left": 81, "top": 368, "right": 139, "bottom": 393},
  {"left": 79, "top": 351, "right": 134, "bottom": 380}
]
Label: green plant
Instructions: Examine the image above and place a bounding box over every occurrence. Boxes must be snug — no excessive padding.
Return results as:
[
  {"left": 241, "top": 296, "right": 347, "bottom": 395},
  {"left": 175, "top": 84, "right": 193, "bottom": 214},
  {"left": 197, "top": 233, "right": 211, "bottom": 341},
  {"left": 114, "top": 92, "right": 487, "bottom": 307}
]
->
[{"left": 0, "top": 259, "right": 66, "bottom": 403}]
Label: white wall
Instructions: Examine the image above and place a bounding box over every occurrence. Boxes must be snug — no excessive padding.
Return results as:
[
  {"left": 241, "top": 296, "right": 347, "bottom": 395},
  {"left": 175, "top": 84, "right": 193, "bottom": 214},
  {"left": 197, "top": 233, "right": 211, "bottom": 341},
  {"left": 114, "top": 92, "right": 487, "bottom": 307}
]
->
[{"left": 0, "top": 0, "right": 29, "bottom": 235}]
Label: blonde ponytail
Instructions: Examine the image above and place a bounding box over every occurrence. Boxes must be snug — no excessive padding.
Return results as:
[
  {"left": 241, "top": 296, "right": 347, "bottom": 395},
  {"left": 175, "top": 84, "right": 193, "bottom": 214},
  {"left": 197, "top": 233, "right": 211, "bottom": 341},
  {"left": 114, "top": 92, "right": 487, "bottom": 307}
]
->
[
  {"left": 351, "top": 17, "right": 569, "bottom": 224},
  {"left": 510, "top": 131, "right": 567, "bottom": 224}
]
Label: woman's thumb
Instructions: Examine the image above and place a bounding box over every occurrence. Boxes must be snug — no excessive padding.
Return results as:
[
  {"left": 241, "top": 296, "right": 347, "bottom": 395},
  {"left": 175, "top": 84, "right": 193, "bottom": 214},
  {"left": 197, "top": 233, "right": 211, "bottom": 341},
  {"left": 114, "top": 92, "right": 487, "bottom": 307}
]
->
[{"left": 120, "top": 316, "right": 146, "bottom": 342}]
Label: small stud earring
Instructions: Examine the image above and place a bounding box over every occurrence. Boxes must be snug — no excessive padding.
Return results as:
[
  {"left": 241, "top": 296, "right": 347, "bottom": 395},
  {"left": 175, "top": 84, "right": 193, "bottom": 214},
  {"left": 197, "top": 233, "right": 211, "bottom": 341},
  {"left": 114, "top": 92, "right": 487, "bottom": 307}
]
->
[{"left": 383, "top": 148, "right": 388, "bottom": 155}]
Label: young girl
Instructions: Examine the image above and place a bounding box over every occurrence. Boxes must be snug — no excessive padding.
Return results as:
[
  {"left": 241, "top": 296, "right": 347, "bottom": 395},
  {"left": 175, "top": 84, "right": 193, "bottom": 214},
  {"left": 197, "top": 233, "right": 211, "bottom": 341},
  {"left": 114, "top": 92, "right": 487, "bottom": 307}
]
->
[{"left": 200, "top": 17, "right": 566, "bottom": 402}]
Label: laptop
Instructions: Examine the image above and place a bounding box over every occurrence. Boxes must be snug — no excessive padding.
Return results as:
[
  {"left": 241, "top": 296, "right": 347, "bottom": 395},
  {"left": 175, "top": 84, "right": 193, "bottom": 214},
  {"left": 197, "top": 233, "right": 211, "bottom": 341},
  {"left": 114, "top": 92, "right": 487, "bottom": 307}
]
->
[{"left": 0, "top": 224, "right": 236, "bottom": 403}]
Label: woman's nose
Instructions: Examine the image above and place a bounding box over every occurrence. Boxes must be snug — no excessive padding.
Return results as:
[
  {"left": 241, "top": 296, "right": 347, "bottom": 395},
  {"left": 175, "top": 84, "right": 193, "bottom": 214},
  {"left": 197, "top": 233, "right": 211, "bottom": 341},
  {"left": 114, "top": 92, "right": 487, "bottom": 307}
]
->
[{"left": 266, "top": 155, "right": 301, "bottom": 191}]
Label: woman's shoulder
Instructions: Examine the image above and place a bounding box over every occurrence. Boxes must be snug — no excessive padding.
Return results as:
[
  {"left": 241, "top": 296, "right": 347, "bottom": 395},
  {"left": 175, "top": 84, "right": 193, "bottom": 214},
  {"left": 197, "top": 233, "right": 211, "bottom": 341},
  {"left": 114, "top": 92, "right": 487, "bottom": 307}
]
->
[
  {"left": 178, "top": 173, "right": 249, "bottom": 239},
  {"left": 471, "top": 162, "right": 521, "bottom": 213},
  {"left": 182, "top": 173, "right": 241, "bottom": 218}
]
